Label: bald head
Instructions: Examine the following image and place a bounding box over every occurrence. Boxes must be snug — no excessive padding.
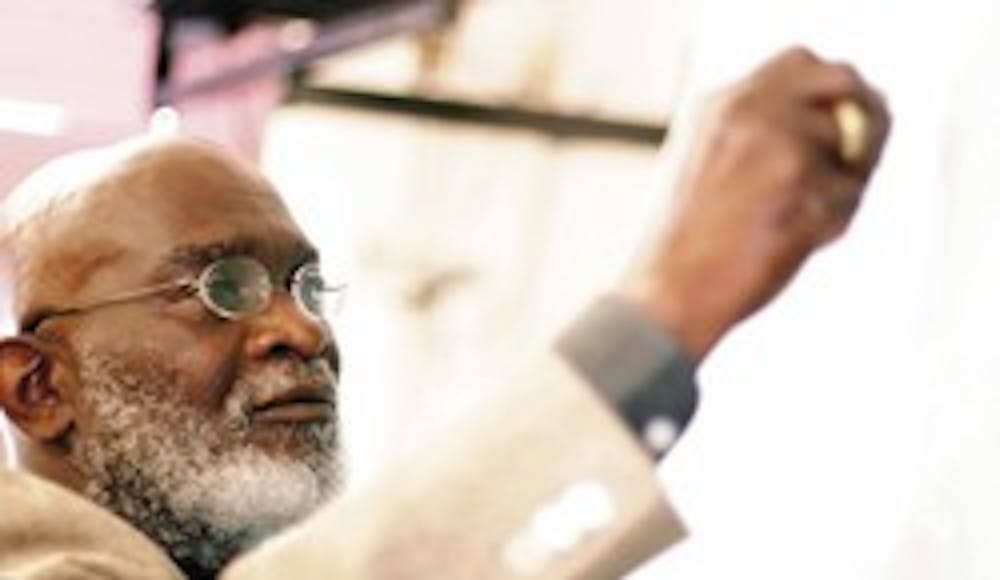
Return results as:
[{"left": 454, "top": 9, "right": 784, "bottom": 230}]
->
[
  {"left": 5, "top": 136, "right": 279, "bottom": 240},
  {"left": 3, "top": 136, "right": 295, "bottom": 331}
]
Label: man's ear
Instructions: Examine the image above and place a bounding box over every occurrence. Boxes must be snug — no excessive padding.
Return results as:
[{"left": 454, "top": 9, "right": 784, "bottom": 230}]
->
[{"left": 0, "top": 336, "right": 75, "bottom": 442}]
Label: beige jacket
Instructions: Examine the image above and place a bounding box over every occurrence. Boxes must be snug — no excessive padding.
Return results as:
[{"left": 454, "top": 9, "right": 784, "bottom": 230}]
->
[{"left": 0, "top": 355, "right": 685, "bottom": 579}]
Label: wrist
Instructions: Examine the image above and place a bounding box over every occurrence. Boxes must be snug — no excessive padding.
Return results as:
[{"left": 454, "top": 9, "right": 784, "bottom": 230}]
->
[
  {"left": 557, "top": 295, "right": 700, "bottom": 460},
  {"left": 616, "top": 280, "right": 724, "bottom": 364}
]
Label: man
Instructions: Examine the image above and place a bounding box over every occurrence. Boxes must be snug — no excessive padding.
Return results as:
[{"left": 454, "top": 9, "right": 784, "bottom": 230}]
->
[
  {"left": 0, "top": 47, "right": 888, "bottom": 579},
  {"left": 1, "top": 133, "right": 344, "bottom": 579}
]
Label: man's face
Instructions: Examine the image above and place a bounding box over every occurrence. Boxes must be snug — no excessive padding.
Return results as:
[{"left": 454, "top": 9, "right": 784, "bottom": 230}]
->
[{"left": 17, "top": 141, "right": 343, "bottom": 573}]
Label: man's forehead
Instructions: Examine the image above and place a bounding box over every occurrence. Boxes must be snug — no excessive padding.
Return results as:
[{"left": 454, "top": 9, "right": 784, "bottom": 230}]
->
[
  {"left": 98, "top": 138, "right": 288, "bottom": 218},
  {"left": 3, "top": 136, "right": 309, "bottom": 322}
]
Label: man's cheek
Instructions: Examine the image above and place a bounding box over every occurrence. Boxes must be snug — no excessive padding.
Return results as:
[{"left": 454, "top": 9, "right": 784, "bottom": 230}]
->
[{"left": 148, "top": 333, "right": 243, "bottom": 410}]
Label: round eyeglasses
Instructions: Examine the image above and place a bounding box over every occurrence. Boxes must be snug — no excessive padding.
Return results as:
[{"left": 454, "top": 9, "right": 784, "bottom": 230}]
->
[
  {"left": 193, "top": 256, "right": 344, "bottom": 320},
  {"left": 24, "top": 256, "right": 346, "bottom": 332}
]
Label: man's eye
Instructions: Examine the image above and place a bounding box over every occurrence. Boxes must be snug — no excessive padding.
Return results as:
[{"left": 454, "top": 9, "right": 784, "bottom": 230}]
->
[
  {"left": 293, "top": 263, "right": 331, "bottom": 317},
  {"left": 300, "top": 277, "right": 325, "bottom": 313},
  {"left": 206, "top": 277, "right": 241, "bottom": 307}
]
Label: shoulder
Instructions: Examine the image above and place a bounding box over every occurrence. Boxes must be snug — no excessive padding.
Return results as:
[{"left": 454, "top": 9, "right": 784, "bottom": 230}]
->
[{"left": 0, "top": 469, "right": 183, "bottom": 580}]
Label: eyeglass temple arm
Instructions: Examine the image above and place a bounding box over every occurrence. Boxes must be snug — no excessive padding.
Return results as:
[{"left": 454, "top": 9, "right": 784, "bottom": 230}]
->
[{"left": 44, "top": 279, "right": 198, "bottom": 319}]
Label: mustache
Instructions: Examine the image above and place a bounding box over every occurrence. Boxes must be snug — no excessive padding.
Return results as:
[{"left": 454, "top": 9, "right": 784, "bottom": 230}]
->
[{"left": 227, "top": 358, "right": 338, "bottom": 415}]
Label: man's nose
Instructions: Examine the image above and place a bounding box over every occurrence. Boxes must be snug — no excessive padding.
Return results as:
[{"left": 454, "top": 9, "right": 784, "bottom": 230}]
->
[{"left": 244, "top": 292, "right": 329, "bottom": 361}]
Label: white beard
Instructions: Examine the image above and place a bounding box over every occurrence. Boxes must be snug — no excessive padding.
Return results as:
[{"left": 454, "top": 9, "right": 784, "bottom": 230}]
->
[{"left": 70, "top": 349, "right": 342, "bottom": 575}]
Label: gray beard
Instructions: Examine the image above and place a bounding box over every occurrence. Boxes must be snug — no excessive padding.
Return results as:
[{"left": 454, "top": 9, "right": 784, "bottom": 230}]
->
[{"left": 69, "top": 349, "right": 343, "bottom": 576}]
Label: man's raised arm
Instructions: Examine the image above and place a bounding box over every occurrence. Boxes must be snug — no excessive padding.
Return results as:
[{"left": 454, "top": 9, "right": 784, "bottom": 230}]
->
[{"left": 224, "top": 47, "right": 891, "bottom": 580}]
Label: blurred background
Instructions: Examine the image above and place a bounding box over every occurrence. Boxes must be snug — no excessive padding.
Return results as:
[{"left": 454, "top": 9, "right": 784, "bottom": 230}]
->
[{"left": 2, "top": 1, "right": 1000, "bottom": 579}]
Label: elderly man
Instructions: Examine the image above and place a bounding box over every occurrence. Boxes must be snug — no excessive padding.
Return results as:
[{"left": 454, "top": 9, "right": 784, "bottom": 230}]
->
[{"left": 0, "top": 48, "right": 888, "bottom": 580}]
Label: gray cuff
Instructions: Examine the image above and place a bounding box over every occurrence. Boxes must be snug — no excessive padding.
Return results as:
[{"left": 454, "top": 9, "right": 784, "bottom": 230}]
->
[{"left": 557, "top": 295, "right": 699, "bottom": 459}]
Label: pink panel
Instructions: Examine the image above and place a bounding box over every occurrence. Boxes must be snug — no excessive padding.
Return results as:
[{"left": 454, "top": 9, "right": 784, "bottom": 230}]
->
[
  {"left": 0, "top": 0, "right": 156, "bottom": 195},
  {"left": 169, "top": 22, "right": 285, "bottom": 162}
]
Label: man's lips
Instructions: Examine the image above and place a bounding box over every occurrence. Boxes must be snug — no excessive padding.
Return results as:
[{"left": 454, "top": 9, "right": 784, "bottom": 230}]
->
[
  {"left": 252, "top": 401, "right": 335, "bottom": 424},
  {"left": 251, "top": 384, "right": 335, "bottom": 425}
]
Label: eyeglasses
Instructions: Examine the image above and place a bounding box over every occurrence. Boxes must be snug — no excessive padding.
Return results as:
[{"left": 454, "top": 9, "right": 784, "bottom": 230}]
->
[{"left": 26, "top": 256, "right": 346, "bottom": 331}]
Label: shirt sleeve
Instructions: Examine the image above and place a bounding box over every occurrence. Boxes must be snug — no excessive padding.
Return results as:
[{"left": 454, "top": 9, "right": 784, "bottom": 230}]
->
[{"left": 556, "top": 295, "right": 699, "bottom": 459}]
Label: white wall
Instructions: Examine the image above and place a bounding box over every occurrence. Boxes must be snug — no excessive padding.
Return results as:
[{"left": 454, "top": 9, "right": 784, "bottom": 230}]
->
[
  {"left": 262, "top": 105, "right": 664, "bottom": 490},
  {"left": 263, "top": 0, "right": 694, "bottom": 492}
]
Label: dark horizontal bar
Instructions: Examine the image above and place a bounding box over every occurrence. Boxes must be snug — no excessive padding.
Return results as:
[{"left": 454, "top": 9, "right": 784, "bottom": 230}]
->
[
  {"left": 158, "top": 0, "right": 451, "bottom": 104},
  {"left": 289, "top": 86, "right": 669, "bottom": 145}
]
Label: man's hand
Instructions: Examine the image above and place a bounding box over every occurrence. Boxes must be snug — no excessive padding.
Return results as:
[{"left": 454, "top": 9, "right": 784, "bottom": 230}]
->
[{"left": 623, "top": 47, "right": 891, "bottom": 362}]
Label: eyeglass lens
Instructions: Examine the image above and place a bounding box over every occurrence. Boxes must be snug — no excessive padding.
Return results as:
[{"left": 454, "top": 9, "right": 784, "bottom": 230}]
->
[
  {"left": 199, "top": 257, "right": 273, "bottom": 318},
  {"left": 199, "top": 256, "right": 339, "bottom": 319}
]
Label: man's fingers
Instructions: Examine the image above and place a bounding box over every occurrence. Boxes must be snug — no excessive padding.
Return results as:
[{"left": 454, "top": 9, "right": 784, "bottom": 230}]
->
[
  {"left": 800, "top": 61, "right": 868, "bottom": 101},
  {"left": 754, "top": 49, "right": 863, "bottom": 100},
  {"left": 852, "top": 88, "right": 892, "bottom": 173},
  {"left": 634, "top": 46, "right": 893, "bottom": 357},
  {"left": 805, "top": 62, "right": 891, "bottom": 173},
  {"left": 759, "top": 45, "right": 821, "bottom": 76},
  {"left": 801, "top": 167, "right": 867, "bottom": 246},
  {"left": 797, "top": 105, "right": 841, "bottom": 155},
  {"left": 752, "top": 49, "right": 892, "bottom": 178}
]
